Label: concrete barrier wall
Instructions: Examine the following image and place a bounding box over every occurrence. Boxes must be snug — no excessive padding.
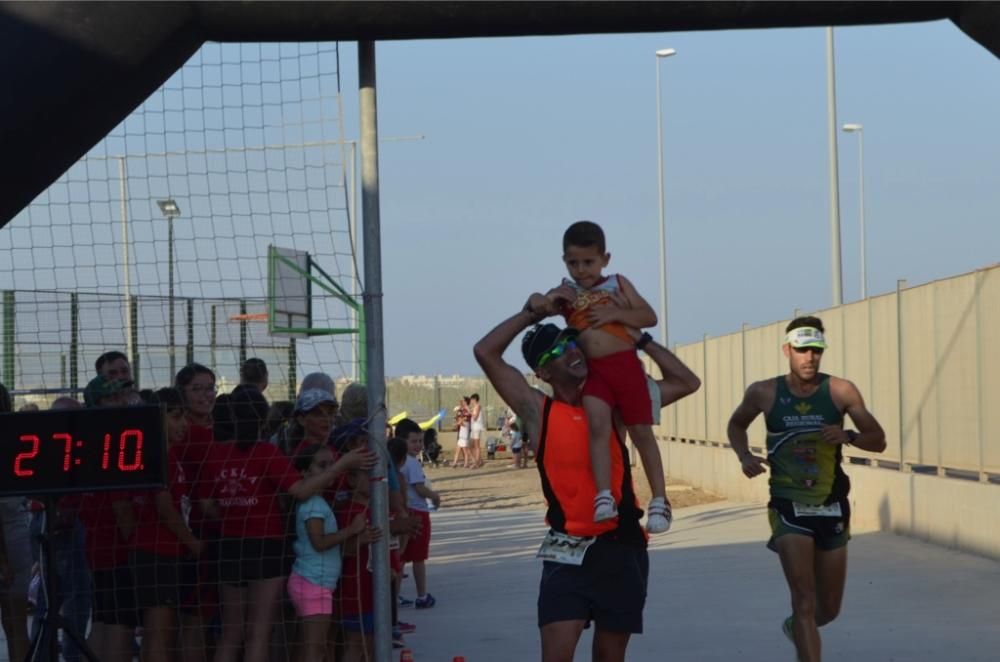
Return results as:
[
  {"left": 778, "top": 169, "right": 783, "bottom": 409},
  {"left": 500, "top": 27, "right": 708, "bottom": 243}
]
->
[{"left": 662, "top": 439, "right": 1000, "bottom": 560}]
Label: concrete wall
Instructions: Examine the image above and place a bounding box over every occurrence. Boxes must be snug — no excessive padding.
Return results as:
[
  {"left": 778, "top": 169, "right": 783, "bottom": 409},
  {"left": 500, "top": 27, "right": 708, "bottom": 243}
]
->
[
  {"left": 662, "top": 439, "right": 1000, "bottom": 560},
  {"left": 652, "top": 264, "right": 1000, "bottom": 478}
]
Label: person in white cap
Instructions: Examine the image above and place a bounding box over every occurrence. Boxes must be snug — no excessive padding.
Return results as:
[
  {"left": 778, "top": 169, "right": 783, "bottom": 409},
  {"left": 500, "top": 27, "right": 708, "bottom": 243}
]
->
[{"left": 727, "top": 315, "right": 886, "bottom": 662}]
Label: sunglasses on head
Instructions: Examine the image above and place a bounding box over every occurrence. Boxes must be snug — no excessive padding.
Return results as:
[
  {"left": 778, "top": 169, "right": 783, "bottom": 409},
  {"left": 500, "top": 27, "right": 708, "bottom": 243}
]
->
[{"left": 537, "top": 338, "right": 577, "bottom": 368}]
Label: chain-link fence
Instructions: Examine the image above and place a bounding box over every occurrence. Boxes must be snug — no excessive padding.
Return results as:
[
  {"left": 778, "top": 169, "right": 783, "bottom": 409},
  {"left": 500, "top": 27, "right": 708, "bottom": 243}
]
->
[{"left": 1, "top": 289, "right": 300, "bottom": 405}]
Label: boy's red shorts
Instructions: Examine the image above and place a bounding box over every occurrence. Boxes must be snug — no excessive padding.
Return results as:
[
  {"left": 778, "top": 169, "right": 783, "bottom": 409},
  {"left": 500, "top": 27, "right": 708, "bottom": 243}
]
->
[
  {"left": 582, "top": 349, "right": 653, "bottom": 426},
  {"left": 399, "top": 510, "right": 431, "bottom": 563}
]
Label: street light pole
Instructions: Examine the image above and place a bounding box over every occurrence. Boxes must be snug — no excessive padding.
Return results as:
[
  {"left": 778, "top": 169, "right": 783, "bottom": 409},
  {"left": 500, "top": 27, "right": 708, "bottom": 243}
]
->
[
  {"left": 842, "top": 123, "right": 866, "bottom": 299},
  {"left": 157, "top": 199, "right": 181, "bottom": 380},
  {"left": 826, "top": 27, "right": 844, "bottom": 306},
  {"left": 655, "top": 47, "right": 677, "bottom": 347}
]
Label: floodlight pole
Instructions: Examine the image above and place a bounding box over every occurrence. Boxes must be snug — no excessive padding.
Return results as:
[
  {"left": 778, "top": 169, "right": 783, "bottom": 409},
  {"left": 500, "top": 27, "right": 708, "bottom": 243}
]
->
[
  {"left": 826, "top": 27, "right": 844, "bottom": 306},
  {"left": 358, "top": 40, "right": 392, "bottom": 662},
  {"left": 117, "top": 157, "right": 133, "bottom": 368}
]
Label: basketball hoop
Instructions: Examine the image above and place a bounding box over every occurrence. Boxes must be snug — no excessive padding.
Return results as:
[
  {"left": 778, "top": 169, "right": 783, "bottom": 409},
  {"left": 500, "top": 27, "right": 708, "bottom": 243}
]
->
[{"left": 228, "top": 312, "right": 268, "bottom": 322}]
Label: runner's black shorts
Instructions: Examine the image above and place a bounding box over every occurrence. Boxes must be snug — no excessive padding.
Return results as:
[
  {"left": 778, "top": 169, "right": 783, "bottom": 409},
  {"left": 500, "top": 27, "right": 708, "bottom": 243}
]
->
[
  {"left": 767, "top": 496, "right": 851, "bottom": 552},
  {"left": 218, "top": 537, "right": 290, "bottom": 586},
  {"left": 537, "top": 537, "right": 648, "bottom": 634},
  {"left": 92, "top": 565, "right": 139, "bottom": 627}
]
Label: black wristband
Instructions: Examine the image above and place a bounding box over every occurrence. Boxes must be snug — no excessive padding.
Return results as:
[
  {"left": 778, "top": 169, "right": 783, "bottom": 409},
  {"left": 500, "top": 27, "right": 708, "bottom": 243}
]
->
[
  {"left": 635, "top": 332, "right": 653, "bottom": 350},
  {"left": 846, "top": 430, "right": 859, "bottom": 444}
]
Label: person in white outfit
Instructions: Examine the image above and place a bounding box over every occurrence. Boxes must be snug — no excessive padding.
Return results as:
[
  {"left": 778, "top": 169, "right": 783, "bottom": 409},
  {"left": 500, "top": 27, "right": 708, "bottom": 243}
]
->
[
  {"left": 451, "top": 398, "right": 472, "bottom": 469},
  {"left": 469, "top": 393, "right": 485, "bottom": 468}
]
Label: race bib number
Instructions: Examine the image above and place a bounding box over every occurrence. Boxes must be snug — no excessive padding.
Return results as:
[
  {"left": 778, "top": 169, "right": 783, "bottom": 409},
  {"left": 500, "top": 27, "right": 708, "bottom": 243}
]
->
[
  {"left": 792, "top": 502, "right": 843, "bottom": 518},
  {"left": 535, "top": 530, "right": 596, "bottom": 566}
]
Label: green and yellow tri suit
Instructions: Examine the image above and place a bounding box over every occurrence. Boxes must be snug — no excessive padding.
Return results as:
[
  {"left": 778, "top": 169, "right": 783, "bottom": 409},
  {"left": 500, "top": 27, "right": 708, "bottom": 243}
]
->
[{"left": 764, "top": 374, "right": 851, "bottom": 550}]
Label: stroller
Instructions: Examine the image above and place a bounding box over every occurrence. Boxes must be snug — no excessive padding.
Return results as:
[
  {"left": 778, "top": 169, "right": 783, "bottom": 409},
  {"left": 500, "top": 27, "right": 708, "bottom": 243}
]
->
[{"left": 422, "top": 428, "right": 443, "bottom": 466}]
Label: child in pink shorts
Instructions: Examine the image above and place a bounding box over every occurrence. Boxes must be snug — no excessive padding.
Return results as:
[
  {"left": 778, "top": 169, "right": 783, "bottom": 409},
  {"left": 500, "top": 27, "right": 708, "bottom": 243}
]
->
[{"left": 287, "top": 445, "right": 370, "bottom": 662}]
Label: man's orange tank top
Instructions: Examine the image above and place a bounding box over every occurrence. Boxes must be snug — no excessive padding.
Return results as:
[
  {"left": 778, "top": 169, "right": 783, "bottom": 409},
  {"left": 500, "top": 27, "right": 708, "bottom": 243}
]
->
[
  {"left": 560, "top": 274, "right": 634, "bottom": 345},
  {"left": 535, "top": 396, "right": 644, "bottom": 541}
]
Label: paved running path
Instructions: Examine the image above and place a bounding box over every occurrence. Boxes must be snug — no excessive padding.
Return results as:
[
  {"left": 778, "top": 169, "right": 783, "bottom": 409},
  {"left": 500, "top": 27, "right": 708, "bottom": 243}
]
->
[{"left": 396, "top": 501, "right": 1000, "bottom": 661}]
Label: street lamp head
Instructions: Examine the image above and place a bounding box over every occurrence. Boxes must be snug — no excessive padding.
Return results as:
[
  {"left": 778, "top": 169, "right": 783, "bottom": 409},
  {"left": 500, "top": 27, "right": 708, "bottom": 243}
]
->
[
  {"left": 842, "top": 123, "right": 863, "bottom": 133},
  {"left": 157, "top": 199, "right": 181, "bottom": 218},
  {"left": 655, "top": 48, "right": 677, "bottom": 58}
]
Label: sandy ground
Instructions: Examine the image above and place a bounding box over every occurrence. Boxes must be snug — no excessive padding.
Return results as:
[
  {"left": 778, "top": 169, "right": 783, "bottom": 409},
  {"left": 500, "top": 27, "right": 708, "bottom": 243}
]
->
[{"left": 424, "top": 447, "right": 722, "bottom": 511}]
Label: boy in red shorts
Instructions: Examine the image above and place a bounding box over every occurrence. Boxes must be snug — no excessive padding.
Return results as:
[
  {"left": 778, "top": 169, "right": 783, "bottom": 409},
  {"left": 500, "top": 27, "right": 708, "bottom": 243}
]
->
[
  {"left": 395, "top": 418, "right": 440, "bottom": 608},
  {"left": 539, "top": 220, "right": 670, "bottom": 533}
]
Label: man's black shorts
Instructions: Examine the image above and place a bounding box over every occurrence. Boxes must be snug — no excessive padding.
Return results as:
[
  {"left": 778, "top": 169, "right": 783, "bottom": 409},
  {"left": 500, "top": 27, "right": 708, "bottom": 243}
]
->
[
  {"left": 92, "top": 565, "right": 139, "bottom": 627},
  {"left": 537, "top": 537, "right": 648, "bottom": 634}
]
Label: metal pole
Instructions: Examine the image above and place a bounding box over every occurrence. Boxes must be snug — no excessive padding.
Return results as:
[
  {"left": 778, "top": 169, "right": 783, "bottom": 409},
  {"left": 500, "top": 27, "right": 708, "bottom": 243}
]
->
[
  {"left": 2, "top": 291, "right": 14, "bottom": 386},
  {"left": 185, "top": 299, "right": 194, "bottom": 366},
  {"left": 210, "top": 305, "right": 217, "bottom": 372},
  {"left": 826, "top": 27, "right": 844, "bottom": 306},
  {"left": 655, "top": 55, "right": 669, "bottom": 346},
  {"left": 349, "top": 141, "right": 359, "bottom": 383},
  {"left": 118, "top": 157, "right": 133, "bottom": 361},
  {"left": 69, "top": 293, "right": 79, "bottom": 393},
  {"left": 358, "top": 40, "right": 392, "bottom": 662},
  {"left": 896, "top": 278, "right": 908, "bottom": 471},
  {"left": 168, "top": 216, "right": 176, "bottom": 378},
  {"left": 858, "top": 128, "right": 867, "bottom": 299}
]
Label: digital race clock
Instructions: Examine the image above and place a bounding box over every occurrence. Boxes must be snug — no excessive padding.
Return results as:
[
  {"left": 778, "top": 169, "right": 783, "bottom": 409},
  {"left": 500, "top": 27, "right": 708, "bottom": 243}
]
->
[{"left": 0, "top": 405, "right": 167, "bottom": 496}]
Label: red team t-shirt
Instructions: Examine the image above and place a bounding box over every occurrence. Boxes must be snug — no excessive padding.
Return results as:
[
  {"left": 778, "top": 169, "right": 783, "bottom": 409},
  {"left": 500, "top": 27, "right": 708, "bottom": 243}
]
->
[
  {"left": 333, "top": 500, "right": 373, "bottom": 617},
  {"left": 196, "top": 441, "right": 299, "bottom": 539},
  {"left": 130, "top": 446, "right": 188, "bottom": 558}
]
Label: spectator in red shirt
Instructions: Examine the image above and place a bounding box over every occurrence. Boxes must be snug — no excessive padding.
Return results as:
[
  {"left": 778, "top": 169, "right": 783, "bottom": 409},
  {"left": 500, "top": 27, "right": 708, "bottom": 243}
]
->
[
  {"left": 78, "top": 375, "right": 141, "bottom": 662},
  {"left": 333, "top": 464, "right": 383, "bottom": 662},
  {"left": 130, "top": 388, "right": 205, "bottom": 662},
  {"left": 198, "top": 387, "right": 373, "bottom": 662},
  {"left": 174, "top": 363, "right": 219, "bottom": 654}
]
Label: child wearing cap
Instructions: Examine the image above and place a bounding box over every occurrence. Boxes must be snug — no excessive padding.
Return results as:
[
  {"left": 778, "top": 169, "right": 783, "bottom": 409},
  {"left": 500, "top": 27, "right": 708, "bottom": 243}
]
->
[
  {"left": 537, "top": 220, "right": 671, "bottom": 533},
  {"left": 289, "top": 389, "right": 341, "bottom": 458}
]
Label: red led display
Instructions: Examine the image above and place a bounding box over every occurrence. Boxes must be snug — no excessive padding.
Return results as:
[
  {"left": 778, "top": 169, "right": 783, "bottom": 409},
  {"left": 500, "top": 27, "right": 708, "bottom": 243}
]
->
[{"left": 0, "top": 406, "right": 166, "bottom": 496}]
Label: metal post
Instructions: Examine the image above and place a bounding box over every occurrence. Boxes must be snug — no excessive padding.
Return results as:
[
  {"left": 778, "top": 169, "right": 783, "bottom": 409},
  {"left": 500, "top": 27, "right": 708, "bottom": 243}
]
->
[
  {"left": 358, "top": 40, "right": 392, "bottom": 662},
  {"left": 826, "top": 27, "right": 844, "bottom": 306},
  {"left": 348, "top": 141, "right": 360, "bottom": 383},
  {"left": 896, "top": 279, "right": 908, "bottom": 471},
  {"left": 857, "top": 128, "right": 867, "bottom": 299},
  {"left": 975, "top": 271, "right": 987, "bottom": 481},
  {"left": 288, "top": 338, "right": 297, "bottom": 401},
  {"left": 60, "top": 354, "right": 67, "bottom": 389},
  {"left": 186, "top": 299, "right": 194, "bottom": 366},
  {"left": 118, "top": 156, "right": 133, "bottom": 363},
  {"left": 69, "top": 293, "right": 79, "bottom": 393},
  {"left": 239, "top": 299, "right": 248, "bottom": 368},
  {"left": 3, "top": 291, "right": 15, "bottom": 386},
  {"left": 702, "top": 333, "right": 709, "bottom": 442},
  {"left": 672, "top": 343, "right": 679, "bottom": 441},
  {"left": 130, "top": 297, "right": 139, "bottom": 385},
  {"left": 209, "top": 305, "right": 217, "bottom": 372},
  {"left": 655, "top": 53, "right": 671, "bottom": 346},
  {"left": 168, "top": 215, "right": 176, "bottom": 378},
  {"left": 434, "top": 374, "right": 442, "bottom": 431}
]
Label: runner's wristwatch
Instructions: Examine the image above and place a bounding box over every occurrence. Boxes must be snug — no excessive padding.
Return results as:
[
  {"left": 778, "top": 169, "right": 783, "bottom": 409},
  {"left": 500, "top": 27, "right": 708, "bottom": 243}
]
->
[{"left": 635, "top": 332, "right": 653, "bottom": 350}]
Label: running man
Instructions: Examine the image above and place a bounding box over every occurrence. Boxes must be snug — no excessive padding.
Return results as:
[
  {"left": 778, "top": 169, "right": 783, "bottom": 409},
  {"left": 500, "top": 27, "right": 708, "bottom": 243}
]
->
[
  {"left": 726, "top": 316, "right": 886, "bottom": 662},
  {"left": 474, "top": 291, "right": 699, "bottom": 662}
]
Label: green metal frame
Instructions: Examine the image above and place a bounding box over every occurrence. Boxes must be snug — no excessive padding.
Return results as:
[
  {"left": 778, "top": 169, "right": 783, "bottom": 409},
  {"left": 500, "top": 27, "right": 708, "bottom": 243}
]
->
[{"left": 267, "top": 246, "right": 366, "bottom": 377}]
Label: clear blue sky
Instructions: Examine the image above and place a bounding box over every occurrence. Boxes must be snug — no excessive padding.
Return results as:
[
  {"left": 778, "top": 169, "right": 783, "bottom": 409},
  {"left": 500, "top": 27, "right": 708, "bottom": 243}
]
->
[
  {"left": 335, "top": 20, "right": 1000, "bottom": 375},
  {"left": 4, "top": 21, "right": 998, "bottom": 386}
]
